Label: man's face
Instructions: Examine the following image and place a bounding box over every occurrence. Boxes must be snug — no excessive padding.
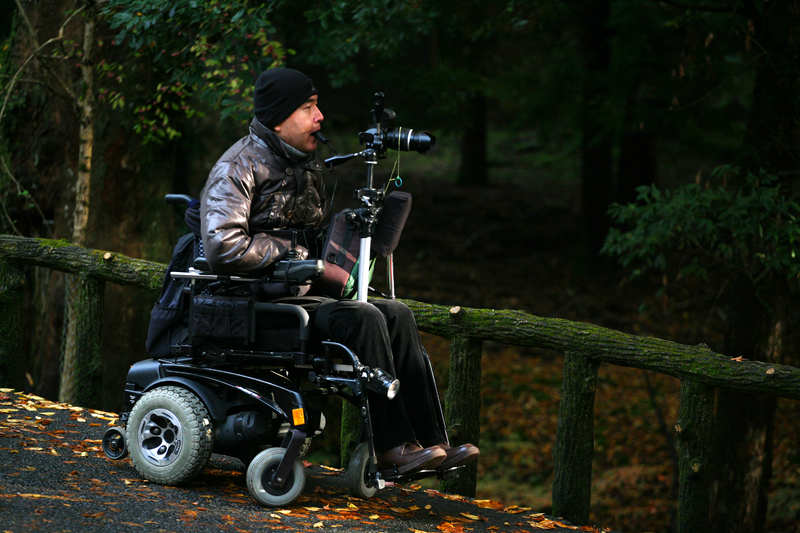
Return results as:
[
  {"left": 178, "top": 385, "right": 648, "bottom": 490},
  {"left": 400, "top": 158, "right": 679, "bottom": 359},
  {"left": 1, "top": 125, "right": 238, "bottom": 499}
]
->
[{"left": 273, "top": 95, "right": 324, "bottom": 153}]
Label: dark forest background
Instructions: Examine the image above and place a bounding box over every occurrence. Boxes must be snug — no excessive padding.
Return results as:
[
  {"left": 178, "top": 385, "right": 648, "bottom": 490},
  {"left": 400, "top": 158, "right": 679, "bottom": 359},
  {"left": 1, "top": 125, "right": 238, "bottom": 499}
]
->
[{"left": 1, "top": 1, "right": 799, "bottom": 532}]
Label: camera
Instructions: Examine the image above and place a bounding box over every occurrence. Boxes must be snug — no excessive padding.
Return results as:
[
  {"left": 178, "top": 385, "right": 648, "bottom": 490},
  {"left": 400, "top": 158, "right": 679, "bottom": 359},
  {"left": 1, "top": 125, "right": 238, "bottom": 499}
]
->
[
  {"left": 358, "top": 92, "right": 435, "bottom": 155},
  {"left": 320, "top": 92, "right": 435, "bottom": 172}
]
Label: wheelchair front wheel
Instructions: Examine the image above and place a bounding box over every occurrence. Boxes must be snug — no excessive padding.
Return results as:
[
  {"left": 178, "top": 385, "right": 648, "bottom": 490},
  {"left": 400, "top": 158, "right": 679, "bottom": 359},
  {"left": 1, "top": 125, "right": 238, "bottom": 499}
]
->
[
  {"left": 102, "top": 426, "right": 128, "bottom": 460},
  {"left": 246, "top": 447, "right": 306, "bottom": 507},
  {"left": 126, "top": 386, "right": 214, "bottom": 485},
  {"left": 346, "top": 441, "right": 378, "bottom": 499}
]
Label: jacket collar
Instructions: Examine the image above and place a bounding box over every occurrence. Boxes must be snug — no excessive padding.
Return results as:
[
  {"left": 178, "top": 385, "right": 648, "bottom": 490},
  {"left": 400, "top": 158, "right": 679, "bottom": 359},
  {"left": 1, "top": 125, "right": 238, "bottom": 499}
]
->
[{"left": 249, "top": 117, "right": 313, "bottom": 164}]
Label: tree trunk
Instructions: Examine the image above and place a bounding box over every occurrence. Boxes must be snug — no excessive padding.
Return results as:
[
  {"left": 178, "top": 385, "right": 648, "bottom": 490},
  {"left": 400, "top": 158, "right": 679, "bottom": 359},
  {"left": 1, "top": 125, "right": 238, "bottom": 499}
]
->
[
  {"left": 709, "top": 2, "right": 800, "bottom": 531},
  {"left": 73, "top": 12, "right": 94, "bottom": 247},
  {"left": 60, "top": 8, "right": 95, "bottom": 404},
  {"left": 615, "top": 130, "right": 657, "bottom": 206},
  {"left": 578, "top": 0, "right": 613, "bottom": 259},
  {"left": 740, "top": 1, "right": 800, "bottom": 176},
  {"left": 709, "top": 278, "right": 785, "bottom": 532},
  {"left": 456, "top": 91, "right": 488, "bottom": 187},
  {"left": 0, "top": 258, "right": 26, "bottom": 389}
]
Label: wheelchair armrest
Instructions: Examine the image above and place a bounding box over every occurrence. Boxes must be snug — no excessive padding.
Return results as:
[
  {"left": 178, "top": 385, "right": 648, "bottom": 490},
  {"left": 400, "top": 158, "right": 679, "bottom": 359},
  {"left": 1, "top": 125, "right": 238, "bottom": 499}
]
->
[
  {"left": 193, "top": 257, "right": 212, "bottom": 272},
  {"left": 253, "top": 302, "right": 312, "bottom": 344},
  {"left": 170, "top": 259, "right": 324, "bottom": 287},
  {"left": 270, "top": 259, "right": 325, "bottom": 285}
]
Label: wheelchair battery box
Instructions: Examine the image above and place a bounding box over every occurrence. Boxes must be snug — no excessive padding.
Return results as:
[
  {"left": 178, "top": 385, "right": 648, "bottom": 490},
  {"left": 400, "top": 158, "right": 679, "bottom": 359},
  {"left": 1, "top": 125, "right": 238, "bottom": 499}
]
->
[{"left": 191, "top": 295, "right": 252, "bottom": 344}]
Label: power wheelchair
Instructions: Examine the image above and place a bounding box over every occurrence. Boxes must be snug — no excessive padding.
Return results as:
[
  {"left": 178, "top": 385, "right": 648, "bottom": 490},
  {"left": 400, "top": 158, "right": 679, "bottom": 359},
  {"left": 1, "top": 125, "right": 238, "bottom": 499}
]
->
[{"left": 101, "top": 93, "right": 454, "bottom": 507}]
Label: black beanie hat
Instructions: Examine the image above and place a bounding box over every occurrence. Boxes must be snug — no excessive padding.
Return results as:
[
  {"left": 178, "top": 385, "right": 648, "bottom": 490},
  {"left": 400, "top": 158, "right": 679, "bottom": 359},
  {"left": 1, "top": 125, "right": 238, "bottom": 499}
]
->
[{"left": 253, "top": 68, "right": 318, "bottom": 128}]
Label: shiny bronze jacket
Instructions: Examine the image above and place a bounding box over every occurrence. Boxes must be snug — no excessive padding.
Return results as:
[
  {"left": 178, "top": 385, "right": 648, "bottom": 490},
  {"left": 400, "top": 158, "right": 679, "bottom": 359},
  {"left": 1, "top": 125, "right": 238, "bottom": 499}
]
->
[{"left": 200, "top": 118, "right": 329, "bottom": 274}]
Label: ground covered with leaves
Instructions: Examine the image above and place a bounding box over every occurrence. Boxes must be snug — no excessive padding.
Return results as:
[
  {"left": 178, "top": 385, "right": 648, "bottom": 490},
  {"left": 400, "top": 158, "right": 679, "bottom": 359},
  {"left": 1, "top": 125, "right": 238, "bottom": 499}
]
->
[{"left": 0, "top": 390, "right": 615, "bottom": 533}]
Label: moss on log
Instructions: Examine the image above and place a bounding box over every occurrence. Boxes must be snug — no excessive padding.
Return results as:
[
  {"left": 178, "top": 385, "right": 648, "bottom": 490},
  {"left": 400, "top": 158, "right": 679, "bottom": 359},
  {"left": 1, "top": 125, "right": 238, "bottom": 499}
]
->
[
  {"left": 4, "top": 235, "right": 797, "bottom": 405},
  {"left": 403, "top": 300, "right": 800, "bottom": 400},
  {"left": 0, "top": 235, "right": 165, "bottom": 291}
]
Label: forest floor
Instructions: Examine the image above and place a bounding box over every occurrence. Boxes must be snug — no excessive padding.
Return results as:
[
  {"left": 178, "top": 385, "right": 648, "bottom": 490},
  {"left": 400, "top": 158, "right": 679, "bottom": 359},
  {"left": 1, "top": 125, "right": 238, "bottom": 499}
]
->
[
  {"left": 317, "top": 140, "right": 800, "bottom": 533},
  {"left": 0, "top": 390, "right": 611, "bottom": 533}
]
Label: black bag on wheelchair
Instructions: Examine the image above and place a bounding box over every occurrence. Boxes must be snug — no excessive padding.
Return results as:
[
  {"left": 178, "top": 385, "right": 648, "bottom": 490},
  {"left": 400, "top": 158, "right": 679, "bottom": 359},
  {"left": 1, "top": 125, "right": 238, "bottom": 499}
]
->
[
  {"left": 145, "top": 232, "right": 200, "bottom": 357},
  {"left": 191, "top": 295, "right": 252, "bottom": 345}
]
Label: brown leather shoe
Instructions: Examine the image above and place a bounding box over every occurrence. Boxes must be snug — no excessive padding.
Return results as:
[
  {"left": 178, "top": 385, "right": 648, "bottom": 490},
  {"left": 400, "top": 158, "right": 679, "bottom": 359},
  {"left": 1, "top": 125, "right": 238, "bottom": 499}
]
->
[
  {"left": 435, "top": 442, "right": 480, "bottom": 471},
  {"left": 376, "top": 441, "right": 446, "bottom": 475}
]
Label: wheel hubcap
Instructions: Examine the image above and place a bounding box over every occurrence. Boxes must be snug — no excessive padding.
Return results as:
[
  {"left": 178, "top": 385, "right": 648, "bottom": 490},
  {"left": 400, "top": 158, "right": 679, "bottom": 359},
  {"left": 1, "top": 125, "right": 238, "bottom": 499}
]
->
[
  {"left": 137, "top": 408, "right": 183, "bottom": 466},
  {"left": 261, "top": 463, "right": 294, "bottom": 496}
]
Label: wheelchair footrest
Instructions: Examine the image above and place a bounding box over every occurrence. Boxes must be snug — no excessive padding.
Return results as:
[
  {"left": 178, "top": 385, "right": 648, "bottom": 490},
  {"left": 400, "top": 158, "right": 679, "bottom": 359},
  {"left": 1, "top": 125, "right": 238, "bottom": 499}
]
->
[{"left": 381, "top": 464, "right": 466, "bottom": 484}]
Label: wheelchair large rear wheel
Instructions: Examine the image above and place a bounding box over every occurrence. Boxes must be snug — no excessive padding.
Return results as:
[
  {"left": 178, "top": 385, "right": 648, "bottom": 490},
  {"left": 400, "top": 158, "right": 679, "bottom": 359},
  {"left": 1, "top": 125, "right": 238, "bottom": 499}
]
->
[
  {"left": 246, "top": 447, "right": 306, "bottom": 507},
  {"left": 126, "top": 386, "right": 214, "bottom": 485},
  {"left": 346, "top": 441, "right": 378, "bottom": 499}
]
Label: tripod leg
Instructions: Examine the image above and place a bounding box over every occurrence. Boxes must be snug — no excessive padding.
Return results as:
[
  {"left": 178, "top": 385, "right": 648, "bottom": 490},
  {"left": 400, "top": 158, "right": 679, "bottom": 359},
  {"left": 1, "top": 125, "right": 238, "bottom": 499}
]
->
[
  {"left": 386, "top": 254, "right": 396, "bottom": 299},
  {"left": 357, "top": 237, "right": 372, "bottom": 302}
]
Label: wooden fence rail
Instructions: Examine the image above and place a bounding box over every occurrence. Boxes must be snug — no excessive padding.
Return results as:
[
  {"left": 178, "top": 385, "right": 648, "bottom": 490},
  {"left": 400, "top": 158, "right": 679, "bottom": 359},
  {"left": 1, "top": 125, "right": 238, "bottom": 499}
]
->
[{"left": 2, "top": 235, "right": 799, "bottom": 533}]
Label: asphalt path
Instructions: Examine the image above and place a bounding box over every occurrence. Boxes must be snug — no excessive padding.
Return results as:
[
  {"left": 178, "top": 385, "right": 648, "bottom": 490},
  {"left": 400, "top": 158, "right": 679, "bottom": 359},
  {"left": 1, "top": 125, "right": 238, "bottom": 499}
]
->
[{"left": 0, "top": 390, "right": 612, "bottom": 533}]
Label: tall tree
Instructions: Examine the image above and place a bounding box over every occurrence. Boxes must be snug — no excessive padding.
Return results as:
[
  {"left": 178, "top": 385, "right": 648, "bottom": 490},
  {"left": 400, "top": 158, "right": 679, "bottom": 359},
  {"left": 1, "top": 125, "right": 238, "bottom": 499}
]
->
[
  {"left": 4, "top": 0, "right": 101, "bottom": 403},
  {"left": 709, "top": 1, "right": 800, "bottom": 531},
  {"left": 577, "top": 0, "right": 613, "bottom": 257}
]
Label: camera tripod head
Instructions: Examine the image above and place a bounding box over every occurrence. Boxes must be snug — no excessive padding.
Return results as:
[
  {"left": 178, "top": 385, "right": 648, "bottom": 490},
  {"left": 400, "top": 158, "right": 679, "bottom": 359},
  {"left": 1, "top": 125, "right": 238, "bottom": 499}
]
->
[
  {"left": 360, "top": 92, "right": 435, "bottom": 156},
  {"left": 322, "top": 92, "right": 436, "bottom": 172}
]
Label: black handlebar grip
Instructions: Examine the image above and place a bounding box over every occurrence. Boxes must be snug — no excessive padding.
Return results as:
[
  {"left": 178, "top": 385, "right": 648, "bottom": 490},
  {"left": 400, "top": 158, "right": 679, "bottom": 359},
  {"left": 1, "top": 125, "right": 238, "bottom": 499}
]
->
[{"left": 165, "top": 194, "right": 194, "bottom": 205}]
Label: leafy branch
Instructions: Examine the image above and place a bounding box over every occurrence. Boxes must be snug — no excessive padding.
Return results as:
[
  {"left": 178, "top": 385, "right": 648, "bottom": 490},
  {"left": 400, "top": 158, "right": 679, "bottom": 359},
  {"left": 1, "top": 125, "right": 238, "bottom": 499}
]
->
[
  {"left": 0, "top": 0, "right": 89, "bottom": 237},
  {"left": 602, "top": 166, "right": 800, "bottom": 290},
  {"left": 99, "top": 0, "right": 289, "bottom": 143}
]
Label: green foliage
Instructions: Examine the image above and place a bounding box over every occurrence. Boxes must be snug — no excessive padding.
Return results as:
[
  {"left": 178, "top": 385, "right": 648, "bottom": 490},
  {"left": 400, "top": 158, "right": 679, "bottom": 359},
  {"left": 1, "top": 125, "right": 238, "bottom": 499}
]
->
[
  {"left": 602, "top": 167, "right": 800, "bottom": 288},
  {"left": 100, "top": 0, "right": 288, "bottom": 143},
  {"left": 281, "top": 0, "right": 439, "bottom": 86},
  {"left": 266, "top": 0, "right": 541, "bottom": 127}
]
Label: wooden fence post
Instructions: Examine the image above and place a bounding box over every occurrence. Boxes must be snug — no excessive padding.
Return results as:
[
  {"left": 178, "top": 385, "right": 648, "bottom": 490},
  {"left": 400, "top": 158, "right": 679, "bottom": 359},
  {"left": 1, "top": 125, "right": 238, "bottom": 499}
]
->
[
  {"left": 440, "top": 334, "right": 483, "bottom": 498},
  {"left": 552, "top": 351, "right": 599, "bottom": 526},
  {"left": 340, "top": 401, "right": 360, "bottom": 468},
  {"left": 0, "top": 258, "right": 26, "bottom": 389},
  {"left": 59, "top": 273, "right": 105, "bottom": 407},
  {"left": 675, "top": 379, "right": 714, "bottom": 533}
]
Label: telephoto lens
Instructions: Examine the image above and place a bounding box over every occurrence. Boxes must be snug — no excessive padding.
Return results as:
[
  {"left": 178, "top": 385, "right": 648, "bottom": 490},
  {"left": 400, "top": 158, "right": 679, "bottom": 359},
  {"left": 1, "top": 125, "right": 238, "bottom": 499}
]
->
[{"left": 385, "top": 128, "right": 436, "bottom": 153}]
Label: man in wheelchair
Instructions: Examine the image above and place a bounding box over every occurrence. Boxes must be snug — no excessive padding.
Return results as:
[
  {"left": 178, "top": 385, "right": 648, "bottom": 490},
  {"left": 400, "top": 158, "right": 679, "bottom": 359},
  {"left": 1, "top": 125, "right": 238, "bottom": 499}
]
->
[{"left": 200, "top": 67, "right": 478, "bottom": 477}]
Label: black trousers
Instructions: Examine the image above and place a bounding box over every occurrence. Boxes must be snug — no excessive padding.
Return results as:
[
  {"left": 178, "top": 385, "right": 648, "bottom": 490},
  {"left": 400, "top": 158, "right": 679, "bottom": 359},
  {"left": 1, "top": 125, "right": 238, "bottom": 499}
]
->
[{"left": 313, "top": 298, "right": 447, "bottom": 452}]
